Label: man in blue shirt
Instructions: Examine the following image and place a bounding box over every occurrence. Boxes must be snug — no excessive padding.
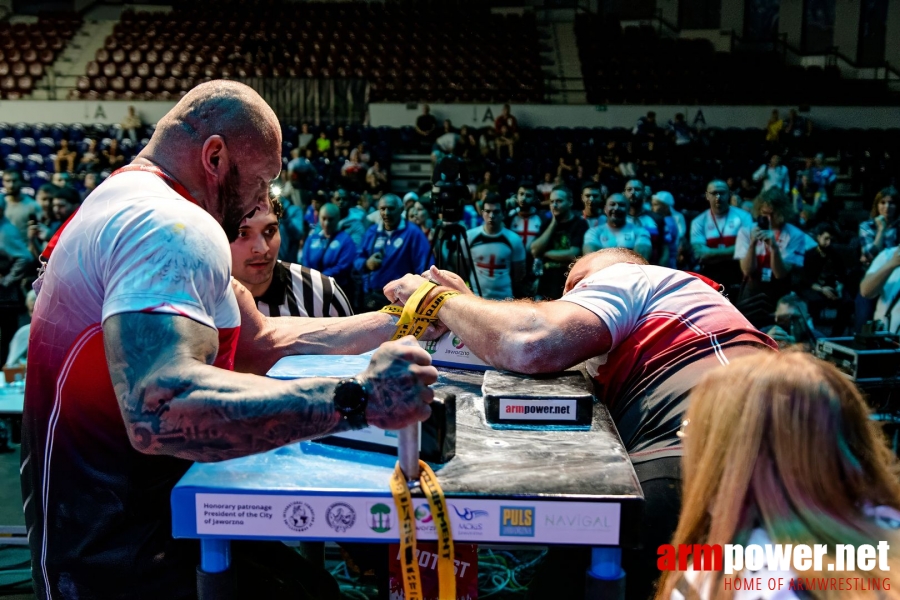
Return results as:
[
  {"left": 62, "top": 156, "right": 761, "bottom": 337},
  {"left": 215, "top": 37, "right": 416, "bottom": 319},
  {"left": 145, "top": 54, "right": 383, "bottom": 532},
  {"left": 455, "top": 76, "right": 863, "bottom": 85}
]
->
[
  {"left": 302, "top": 202, "right": 356, "bottom": 291},
  {"left": 354, "top": 194, "right": 433, "bottom": 311}
]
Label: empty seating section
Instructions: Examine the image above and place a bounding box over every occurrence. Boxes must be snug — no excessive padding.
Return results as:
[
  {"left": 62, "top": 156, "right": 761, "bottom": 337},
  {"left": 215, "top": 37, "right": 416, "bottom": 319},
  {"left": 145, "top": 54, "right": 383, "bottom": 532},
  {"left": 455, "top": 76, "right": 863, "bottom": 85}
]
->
[
  {"left": 576, "top": 18, "right": 893, "bottom": 105},
  {"left": 72, "top": 1, "right": 545, "bottom": 102},
  {"left": 0, "top": 15, "right": 81, "bottom": 99}
]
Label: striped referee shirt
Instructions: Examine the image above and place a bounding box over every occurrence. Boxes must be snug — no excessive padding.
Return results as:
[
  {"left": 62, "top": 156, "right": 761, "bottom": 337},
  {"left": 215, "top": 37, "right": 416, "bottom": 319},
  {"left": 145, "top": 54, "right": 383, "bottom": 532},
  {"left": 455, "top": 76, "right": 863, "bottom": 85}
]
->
[{"left": 255, "top": 260, "right": 353, "bottom": 318}]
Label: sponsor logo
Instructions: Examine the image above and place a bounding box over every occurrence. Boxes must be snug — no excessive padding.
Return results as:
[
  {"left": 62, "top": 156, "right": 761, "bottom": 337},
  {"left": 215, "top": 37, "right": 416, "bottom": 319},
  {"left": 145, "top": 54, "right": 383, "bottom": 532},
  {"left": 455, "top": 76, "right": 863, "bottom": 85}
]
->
[
  {"left": 423, "top": 340, "right": 438, "bottom": 355},
  {"left": 283, "top": 501, "right": 315, "bottom": 532},
  {"left": 452, "top": 505, "right": 489, "bottom": 535},
  {"left": 415, "top": 505, "right": 433, "bottom": 523},
  {"left": 368, "top": 502, "right": 392, "bottom": 533},
  {"left": 499, "top": 399, "right": 578, "bottom": 421},
  {"left": 500, "top": 506, "right": 535, "bottom": 537},
  {"left": 414, "top": 503, "right": 437, "bottom": 534},
  {"left": 451, "top": 335, "right": 465, "bottom": 349},
  {"left": 452, "top": 506, "right": 489, "bottom": 521},
  {"left": 543, "top": 513, "right": 612, "bottom": 531},
  {"left": 325, "top": 502, "right": 356, "bottom": 533}
]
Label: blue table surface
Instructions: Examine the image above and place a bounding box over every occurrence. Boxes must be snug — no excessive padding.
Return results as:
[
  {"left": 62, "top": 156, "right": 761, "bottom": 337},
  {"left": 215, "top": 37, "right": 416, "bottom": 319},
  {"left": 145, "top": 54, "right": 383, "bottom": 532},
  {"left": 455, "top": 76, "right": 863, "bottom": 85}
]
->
[{"left": 0, "top": 386, "right": 24, "bottom": 416}]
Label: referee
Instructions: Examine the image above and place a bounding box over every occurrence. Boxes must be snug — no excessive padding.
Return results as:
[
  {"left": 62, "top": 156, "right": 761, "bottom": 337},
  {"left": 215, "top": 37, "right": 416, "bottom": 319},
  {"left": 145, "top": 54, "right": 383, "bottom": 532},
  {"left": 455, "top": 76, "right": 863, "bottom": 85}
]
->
[{"left": 231, "top": 196, "right": 353, "bottom": 318}]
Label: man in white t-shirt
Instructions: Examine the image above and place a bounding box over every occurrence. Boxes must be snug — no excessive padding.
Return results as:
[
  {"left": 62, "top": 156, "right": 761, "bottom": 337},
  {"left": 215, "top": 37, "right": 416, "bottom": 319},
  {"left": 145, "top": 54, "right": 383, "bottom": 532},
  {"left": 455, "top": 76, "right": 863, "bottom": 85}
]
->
[
  {"left": 860, "top": 246, "right": 900, "bottom": 333},
  {"left": 690, "top": 179, "right": 753, "bottom": 287},
  {"left": 386, "top": 248, "right": 776, "bottom": 600},
  {"left": 583, "top": 193, "right": 652, "bottom": 259},
  {"left": 22, "top": 81, "right": 436, "bottom": 600},
  {"left": 465, "top": 193, "right": 526, "bottom": 300}
]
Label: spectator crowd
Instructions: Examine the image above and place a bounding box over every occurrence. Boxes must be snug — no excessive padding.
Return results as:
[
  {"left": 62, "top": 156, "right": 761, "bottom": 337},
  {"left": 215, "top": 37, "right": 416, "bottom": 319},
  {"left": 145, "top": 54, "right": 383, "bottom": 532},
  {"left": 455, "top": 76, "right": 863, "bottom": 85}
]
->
[{"left": 2, "top": 106, "right": 900, "bottom": 370}]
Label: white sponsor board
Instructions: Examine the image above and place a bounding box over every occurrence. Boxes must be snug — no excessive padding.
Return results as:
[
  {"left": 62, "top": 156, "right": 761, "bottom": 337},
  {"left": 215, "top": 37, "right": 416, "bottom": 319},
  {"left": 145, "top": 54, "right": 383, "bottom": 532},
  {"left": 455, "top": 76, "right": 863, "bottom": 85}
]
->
[
  {"left": 194, "top": 494, "right": 620, "bottom": 545},
  {"left": 419, "top": 332, "right": 492, "bottom": 371},
  {"left": 499, "top": 399, "right": 578, "bottom": 421}
]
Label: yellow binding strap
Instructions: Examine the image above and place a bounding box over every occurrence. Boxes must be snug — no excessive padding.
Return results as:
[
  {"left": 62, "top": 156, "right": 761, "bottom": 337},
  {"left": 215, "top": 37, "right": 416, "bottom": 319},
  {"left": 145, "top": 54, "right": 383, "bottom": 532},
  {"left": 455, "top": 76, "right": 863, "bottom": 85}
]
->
[
  {"left": 390, "top": 460, "right": 455, "bottom": 600},
  {"left": 382, "top": 282, "right": 460, "bottom": 341}
]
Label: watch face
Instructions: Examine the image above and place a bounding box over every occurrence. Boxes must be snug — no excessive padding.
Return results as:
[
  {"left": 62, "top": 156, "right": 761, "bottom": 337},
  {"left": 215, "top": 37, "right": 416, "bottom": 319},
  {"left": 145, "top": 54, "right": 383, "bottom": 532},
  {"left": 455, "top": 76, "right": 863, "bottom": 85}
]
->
[{"left": 335, "top": 379, "right": 365, "bottom": 413}]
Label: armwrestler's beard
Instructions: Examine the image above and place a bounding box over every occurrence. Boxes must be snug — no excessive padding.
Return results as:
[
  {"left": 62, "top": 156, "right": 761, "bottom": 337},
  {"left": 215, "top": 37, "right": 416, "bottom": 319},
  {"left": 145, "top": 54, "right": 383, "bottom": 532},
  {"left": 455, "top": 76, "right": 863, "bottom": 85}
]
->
[{"left": 219, "top": 164, "right": 245, "bottom": 243}]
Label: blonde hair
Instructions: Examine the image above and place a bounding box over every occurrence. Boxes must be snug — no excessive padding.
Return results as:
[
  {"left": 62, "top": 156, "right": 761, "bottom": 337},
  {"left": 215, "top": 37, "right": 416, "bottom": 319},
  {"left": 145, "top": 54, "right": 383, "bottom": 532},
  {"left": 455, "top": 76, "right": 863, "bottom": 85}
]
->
[{"left": 657, "top": 351, "right": 900, "bottom": 600}]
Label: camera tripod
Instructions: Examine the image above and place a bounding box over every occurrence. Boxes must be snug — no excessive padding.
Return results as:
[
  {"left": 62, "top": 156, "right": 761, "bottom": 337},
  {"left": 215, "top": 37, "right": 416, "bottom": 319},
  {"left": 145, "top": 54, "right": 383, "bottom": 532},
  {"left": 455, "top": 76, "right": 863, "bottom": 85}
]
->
[{"left": 430, "top": 220, "right": 484, "bottom": 298}]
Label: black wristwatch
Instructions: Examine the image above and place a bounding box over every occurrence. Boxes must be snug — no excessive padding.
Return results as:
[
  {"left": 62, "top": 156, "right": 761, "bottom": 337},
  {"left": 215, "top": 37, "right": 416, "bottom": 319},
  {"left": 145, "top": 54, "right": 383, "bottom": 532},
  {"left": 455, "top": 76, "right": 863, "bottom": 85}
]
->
[{"left": 333, "top": 378, "right": 369, "bottom": 430}]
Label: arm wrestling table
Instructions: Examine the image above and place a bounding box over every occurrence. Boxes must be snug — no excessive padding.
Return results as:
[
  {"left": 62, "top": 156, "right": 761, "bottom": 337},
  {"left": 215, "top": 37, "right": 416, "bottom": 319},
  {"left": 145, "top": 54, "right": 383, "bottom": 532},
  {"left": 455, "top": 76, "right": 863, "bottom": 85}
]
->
[{"left": 171, "top": 365, "right": 644, "bottom": 597}]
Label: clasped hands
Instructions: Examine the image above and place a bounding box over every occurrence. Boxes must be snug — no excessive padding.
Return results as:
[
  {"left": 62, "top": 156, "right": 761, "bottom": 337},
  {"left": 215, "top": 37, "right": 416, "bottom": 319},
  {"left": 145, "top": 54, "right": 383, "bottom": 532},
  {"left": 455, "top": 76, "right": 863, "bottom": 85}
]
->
[{"left": 383, "top": 266, "right": 473, "bottom": 338}]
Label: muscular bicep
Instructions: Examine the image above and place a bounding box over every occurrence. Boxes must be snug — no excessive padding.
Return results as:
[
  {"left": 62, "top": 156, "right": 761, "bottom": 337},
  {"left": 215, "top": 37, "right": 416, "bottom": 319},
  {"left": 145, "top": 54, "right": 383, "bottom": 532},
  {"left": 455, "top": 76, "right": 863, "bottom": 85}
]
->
[
  {"left": 103, "top": 312, "right": 218, "bottom": 446},
  {"left": 505, "top": 301, "right": 612, "bottom": 374}
]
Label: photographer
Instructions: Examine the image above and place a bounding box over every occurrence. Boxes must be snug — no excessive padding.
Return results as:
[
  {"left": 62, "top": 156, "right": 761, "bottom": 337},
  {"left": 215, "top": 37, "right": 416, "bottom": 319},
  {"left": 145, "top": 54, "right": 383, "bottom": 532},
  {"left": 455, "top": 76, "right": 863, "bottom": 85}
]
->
[{"left": 734, "top": 188, "right": 812, "bottom": 325}]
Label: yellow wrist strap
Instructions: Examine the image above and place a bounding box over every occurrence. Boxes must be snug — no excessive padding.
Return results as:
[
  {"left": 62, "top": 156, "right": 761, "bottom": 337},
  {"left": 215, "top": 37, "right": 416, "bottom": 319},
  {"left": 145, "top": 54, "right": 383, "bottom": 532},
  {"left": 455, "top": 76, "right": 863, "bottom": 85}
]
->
[
  {"left": 390, "top": 460, "right": 455, "bottom": 600},
  {"left": 379, "top": 282, "right": 460, "bottom": 341}
]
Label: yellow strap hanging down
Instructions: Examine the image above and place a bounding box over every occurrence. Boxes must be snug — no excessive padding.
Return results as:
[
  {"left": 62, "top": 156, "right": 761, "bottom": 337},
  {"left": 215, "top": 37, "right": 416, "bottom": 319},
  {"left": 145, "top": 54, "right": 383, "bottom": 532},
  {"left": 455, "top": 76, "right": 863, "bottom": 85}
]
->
[
  {"left": 385, "top": 280, "right": 458, "bottom": 599},
  {"left": 390, "top": 461, "right": 455, "bottom": 600}
]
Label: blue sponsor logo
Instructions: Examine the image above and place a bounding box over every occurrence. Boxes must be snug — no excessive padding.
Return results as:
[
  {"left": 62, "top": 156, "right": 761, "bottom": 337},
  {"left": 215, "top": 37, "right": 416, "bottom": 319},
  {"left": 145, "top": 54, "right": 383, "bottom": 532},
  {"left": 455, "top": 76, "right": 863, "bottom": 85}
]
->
[{"left": 452, "top": 505, "right": 489, "bottom": 521}]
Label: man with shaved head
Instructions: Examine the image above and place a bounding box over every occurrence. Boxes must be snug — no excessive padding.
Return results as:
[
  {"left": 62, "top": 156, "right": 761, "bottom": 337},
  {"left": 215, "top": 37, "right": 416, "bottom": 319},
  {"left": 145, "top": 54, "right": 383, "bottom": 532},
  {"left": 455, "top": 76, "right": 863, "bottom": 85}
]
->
[
  {"left": 22, "top": 81, "right": 436, "bottom": 599},
  {"left": 387, "top": 250, "right": 776, "bottom": 600}
]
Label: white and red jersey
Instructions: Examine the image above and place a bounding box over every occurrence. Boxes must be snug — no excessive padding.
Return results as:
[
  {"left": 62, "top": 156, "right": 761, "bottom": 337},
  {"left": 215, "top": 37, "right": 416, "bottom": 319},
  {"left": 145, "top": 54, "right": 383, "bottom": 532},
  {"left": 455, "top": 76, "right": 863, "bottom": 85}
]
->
[
  {"left": 465, "top": 225, "right": 526, "bottom": 300},
  {"left": 559, "top": 263, "right": 776, "bottom": 462},
  {"left": 21, "top": 168, "right": 240, "bottom": 598},
  {"left": 689, "top": 206, "right": 753, "bottom": 249},
  {"left": 733, "top": 222, "right": 813, "bottom": 270},
  {"left": 507, "top": 210, "right": 548, "bottom": 252}
]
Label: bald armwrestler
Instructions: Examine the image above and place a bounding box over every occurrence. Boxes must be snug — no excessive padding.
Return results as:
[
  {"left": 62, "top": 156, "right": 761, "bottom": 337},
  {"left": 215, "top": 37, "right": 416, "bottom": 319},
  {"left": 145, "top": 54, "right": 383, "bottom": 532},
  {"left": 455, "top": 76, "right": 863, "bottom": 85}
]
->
[
  {"left": 388, "top": 248, "right": 776, "bottom": 600},
  {"left": 21, "top": 81, "right": 434, "bottom": 600}
]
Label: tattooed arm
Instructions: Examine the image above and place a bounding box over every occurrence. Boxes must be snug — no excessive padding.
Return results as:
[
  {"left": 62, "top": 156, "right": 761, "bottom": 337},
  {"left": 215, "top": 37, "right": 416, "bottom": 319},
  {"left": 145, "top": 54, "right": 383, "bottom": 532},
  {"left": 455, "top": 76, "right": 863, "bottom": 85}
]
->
[{"left": 104, "top": 312, "right": 436, "bottom": 462}]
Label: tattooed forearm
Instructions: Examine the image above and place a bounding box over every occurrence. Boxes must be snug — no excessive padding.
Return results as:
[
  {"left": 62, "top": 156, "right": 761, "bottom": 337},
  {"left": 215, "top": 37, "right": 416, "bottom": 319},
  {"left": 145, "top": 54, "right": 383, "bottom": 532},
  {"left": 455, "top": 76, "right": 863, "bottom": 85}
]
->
[{"left": 104, "top": 312, "right": 349, "bottom": 462}]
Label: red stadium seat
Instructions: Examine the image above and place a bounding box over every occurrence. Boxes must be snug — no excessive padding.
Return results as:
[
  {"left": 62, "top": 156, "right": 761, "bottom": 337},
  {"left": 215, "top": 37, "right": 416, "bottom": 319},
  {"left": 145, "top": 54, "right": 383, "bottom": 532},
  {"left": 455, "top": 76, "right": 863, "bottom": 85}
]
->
[
  {"left": 28, "top": 62, "right": 42, "bottom": 77},
  {"left": 136, "top": 62, "right": 150, "bottom": 77},
  {"left": 11, "top": 62, "right": 25, "bottom": 77},
  {"left": 92, "top": 76, "right": 108, "bottom": 92},
  {"left": 128, "top": 76, "right": 144, "bottom": 93},
  {"left": 102, "top": 62, "right": 116, "bottom": 77},
  {"left": 119, "top": 62, "right": 134, "bottom": 78},
  {"left": 153, "top": 62, "right": 167, "bottom": 78},
  {"left": 17, "top": 75, "right": 33, "bottom": 93},
  {"left": 0, "top": 62, "right": 7, "bottom": 76}
]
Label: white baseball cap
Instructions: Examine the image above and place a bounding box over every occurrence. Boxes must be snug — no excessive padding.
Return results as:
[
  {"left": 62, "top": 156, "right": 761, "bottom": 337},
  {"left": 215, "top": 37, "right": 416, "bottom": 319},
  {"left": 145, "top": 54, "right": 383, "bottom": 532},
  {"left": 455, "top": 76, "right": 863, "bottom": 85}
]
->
[{"left": 653, "top": 191, "right": 675, "bottom": 207}]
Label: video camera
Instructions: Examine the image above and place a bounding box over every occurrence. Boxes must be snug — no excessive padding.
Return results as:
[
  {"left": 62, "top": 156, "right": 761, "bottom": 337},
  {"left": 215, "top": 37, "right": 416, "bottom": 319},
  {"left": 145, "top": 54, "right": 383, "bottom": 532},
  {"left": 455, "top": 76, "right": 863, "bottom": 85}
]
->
[{"left": 431, "top": 156, "right": 469, "bottom": 224}]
